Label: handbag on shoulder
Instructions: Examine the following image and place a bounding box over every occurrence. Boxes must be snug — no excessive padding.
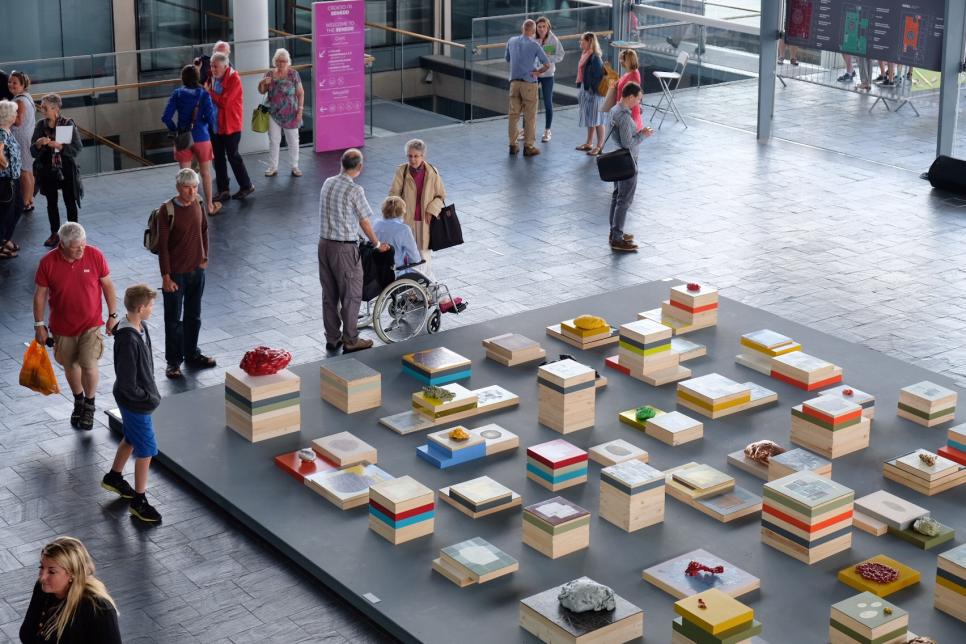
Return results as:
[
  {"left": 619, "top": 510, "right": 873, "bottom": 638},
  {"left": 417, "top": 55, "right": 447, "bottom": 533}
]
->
[
  {"left": 597, "top": 61, "right": 619, "bottom": 97},
  {"left": 428, "top": 204, "right": 464, "bottom": 251},
  {"left": 596, "top": 127, "right": 636, "bottom": 182},
  {"left": 174, "top": 90, "right": 204, "bottom": 151}
]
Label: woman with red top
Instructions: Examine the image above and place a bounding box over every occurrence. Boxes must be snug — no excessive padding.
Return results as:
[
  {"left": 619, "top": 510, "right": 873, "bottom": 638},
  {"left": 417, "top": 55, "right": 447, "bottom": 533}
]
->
[
  {"left": 613, "top": 49, "right": 643, "bottom": 131},
  {"left": 387, "top": 139, "right": 446, "bottom": 282}
]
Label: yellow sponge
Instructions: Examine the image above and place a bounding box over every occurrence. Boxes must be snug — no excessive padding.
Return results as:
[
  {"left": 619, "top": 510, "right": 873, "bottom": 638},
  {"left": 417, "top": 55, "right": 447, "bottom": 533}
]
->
[{"left": 574, "top": 315, "right": 607, "bottom": 330}]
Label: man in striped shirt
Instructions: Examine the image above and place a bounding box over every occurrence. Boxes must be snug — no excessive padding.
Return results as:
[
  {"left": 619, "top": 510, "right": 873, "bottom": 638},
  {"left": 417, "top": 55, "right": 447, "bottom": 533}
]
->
[{"left": 318, "top": 149, "right": 387, "bottom": 353}]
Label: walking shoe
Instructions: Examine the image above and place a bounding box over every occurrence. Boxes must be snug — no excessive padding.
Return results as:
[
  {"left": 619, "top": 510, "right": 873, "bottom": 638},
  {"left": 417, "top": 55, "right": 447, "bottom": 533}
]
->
[
  {"left": 622, "top": 233, "right": 634, "bottom": 242},
  {"left": 542, "top": 129, "right": 552, "bottom": 142},
  {"left": 880, "top": 78, "right": 894, "bottom": 86},
  {"left": 70, "top": 395, "right": 84, "bottom": 428},
  {"left": 873, "top": 73, "right": 885, "bottom": 83},
  {"left": 185, "top": 353, "right": 217, "bottom": 369},
  {"left": 212, "top": 190, "right": 230, "bottom": 202},
  {"left": 837, "top": 71, "right": 855, "bottom": 82},
  {"left": 129, "top": 495, "right": 162, "bottom": 523},
  {"left": 232, "top": 186, "right": 255, "bottom": 200},
  {"left": 101, "top": 471, "right": 136, "bottom": 499},
  {"left": 77, "top": 400, "right": 95, "bottom": 431},
  {"left": 610, "top": 239, "right": 638, "bottom": 252},
  {"left": 291, "top": 168, "right": 303, "bottom": 177},
  {"left": 43, "top": 234, "right": 59, "bottom": 247},
  {"left": 325, "top": 340, "right": 342, "bottom": 352},
  {"left": 509, "top": 144, "right": 519, "bottom": 155},
  {"left": 523, "top": 146, "right": 541, "bottom": 157},
  {"left": 264, "top": 168, "right": 278, "bottom": 177},
  {"left": 342, "top": 337, "right": 374, "bottom": 353}
]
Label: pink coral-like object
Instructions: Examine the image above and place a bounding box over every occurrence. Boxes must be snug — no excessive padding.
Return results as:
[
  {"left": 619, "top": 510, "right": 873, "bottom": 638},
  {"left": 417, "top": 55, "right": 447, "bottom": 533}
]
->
[
  {"left": 239, "top": 346, "right": 293, "bottom": 376},
  {"left": 855, "top": 562, "right": 899, "bottom": 584},
  {"left": 685, "top": 561, "right": 725, "bottom": 577},
  {"left": 686, "top": 282, "right": 701, "bottom": 292}
]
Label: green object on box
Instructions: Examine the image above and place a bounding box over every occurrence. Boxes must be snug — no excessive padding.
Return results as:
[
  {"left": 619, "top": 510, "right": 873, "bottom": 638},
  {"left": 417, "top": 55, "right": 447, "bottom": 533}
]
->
[
  {"left": 635, "top": 406, "right": 657, "bottom": 422},
  {"left": 888, "top": 523, "right": 955, "bottom": 550}
]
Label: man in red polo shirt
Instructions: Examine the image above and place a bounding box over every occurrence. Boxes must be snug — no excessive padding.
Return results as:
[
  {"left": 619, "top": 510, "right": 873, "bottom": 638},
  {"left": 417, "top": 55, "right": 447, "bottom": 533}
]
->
[{"left": 33, "top": 222, "right": 119, "bottom": 431}]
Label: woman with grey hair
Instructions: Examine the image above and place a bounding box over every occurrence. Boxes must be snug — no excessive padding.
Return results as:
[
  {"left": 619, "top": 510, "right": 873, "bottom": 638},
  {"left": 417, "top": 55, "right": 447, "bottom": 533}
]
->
[
  {"left": 0, "top": 98, "right": 23, "bottom": 259},
  {"left": 258, "top": 48, "right": 304, "bottom": 177},
  {"left": 387, "top": 138, "right": 447, "bottom": 281},
  {"left": 31, "top": 93, "right": 83, "bottom": 248}
]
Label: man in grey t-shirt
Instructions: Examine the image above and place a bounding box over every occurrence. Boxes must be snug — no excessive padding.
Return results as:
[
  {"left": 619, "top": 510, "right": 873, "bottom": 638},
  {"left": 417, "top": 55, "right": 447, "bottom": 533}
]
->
[
  {"left": 607, "top": 82, "right": 652, "bottom": 252},
  {"left": 318, "top": 149, "right": 388, "bottom": 353}
]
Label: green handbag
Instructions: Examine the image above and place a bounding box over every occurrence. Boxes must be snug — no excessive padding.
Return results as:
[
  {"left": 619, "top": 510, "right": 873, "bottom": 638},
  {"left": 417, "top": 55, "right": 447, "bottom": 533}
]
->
[{"left": 251, "top": 104, "right": 270, "bottom": 133}]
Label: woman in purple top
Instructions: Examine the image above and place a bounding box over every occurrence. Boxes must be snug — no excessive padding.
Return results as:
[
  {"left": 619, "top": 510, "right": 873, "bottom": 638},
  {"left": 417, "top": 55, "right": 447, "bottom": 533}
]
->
[{"left": 258, "top": 48, "right": 304, "bottom": 177}]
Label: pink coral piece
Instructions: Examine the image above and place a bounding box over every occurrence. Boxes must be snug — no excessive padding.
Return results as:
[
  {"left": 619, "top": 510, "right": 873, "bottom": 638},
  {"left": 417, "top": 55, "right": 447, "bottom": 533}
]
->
[
  {"left": 686, "top": 282, "right": 701, "bottom": 292},
  {"left": 239, "top": 346, "right": 293, "bottom": 376}
]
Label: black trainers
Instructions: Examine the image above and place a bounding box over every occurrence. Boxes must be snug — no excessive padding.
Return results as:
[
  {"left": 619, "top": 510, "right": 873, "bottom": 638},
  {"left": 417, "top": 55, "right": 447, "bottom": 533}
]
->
[
  {"left": 129, "top": 495, "right": 162, "bottom": 523},
  {"left": 70, "top": 395, "right": 84, "bottom": 429},
  {"left": 77, "top": 400, "right": 95, "bottom": 431},
  {"left": 101, "top": 471, "right": 136, "bottom": 499}
]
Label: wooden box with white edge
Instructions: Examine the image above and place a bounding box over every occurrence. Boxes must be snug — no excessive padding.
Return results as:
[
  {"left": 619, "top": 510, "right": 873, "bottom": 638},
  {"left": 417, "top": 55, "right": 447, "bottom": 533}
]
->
[{"left": 224, "top": 367, "right": 300, "bottom": 442}]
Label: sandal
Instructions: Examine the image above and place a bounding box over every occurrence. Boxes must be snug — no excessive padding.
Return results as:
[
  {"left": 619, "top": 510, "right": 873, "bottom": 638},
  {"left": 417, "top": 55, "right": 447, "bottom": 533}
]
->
[
  {"left": 165, "top": 365, "right": 183, "bottom": 379},
  {"left": 0, "top": 248, "right": 17, "bottom": 259},
  {"left": 587, "top": 146, "right": 602, "bottom": 156},
  {"left": 207, "top": 202, "right": 223, "bottom": 216},
  {"left": 23, "top": 204, "right": 34, "bottom": 213},
  {"left": 2, "top": 241, "right": 18, "bottom": 252},
  {"left": 575, "top": 144, "right": 592, "bottom": 151}
]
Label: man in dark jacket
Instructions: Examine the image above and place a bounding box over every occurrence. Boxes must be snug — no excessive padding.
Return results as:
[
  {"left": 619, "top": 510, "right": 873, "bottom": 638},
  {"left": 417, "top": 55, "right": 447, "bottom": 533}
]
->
[{"left": 101, "top": 284, "right": 163, "bottom": 523}]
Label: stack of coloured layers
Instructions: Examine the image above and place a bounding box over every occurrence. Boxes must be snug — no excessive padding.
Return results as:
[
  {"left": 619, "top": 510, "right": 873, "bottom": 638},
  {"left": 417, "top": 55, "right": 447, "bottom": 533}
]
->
[
  {"left": 661, "top": 283, "right": 720, "bottom": 334},
  {"left": 416, "top": 426, "right": 486, "bottom": 469},
  {"left": 882, "top": 449, "right": 966, "bottom": 496},
  {"left": 790, "top": 395, "right": 871, "bottom": 459},
  {"left": 432, "top": 537, "right": 518, "bottom": 587},
  {"left": 526, "top": 439, "right": 588, "bottom": 491},
  {"left": 589, "top": 438, "right": 649, "bottom": 466},
  {"left": 379, "top": 384, "right": 520, "bottom": 435},
  {"left": 762, "top": 471, "right": 853, "bottom": 564},
  {"left": 665, "top": 462, "right": 763, "bottom": 523},
  {"left": 311, "top": 431, "right": 377, "bottom": 466},
  {"left": 438, "top": 475, "right": 521, "bottom": 518},
  {"left": 735, "top": 328, "right": 801, "bottom": 375},
  {"left": 224, "top": 367, "right": 301, "bottom": 442},
  {"left": 368, "top": 476, "right": 435, "bottom": 544},
  {"left": 767, "top": 448, "right": 832, "bottom": 481},
  {"left": 304, "top": 463, "right": 393, "bottom": 510},
  {"left": 897, "top": 380, "right": 957, "bottom": 427},
  {"left": 519, "top": 577, "right": 644, "bottom": 644},
  {"left": 837, "top": 554, "right": 920, "bottom": 597},
  {"left": 938, "top": 423, "right": 966, "bottom": 465},
  {"left": 616, "top": 318, "right": 690, "bottom": 386},
  {"left": 821, "top": 384, "right": 875, "bottom": 419},
  {"left": 599, "top": 460, "right": 665, "bottom": 532},
  {"left": 319, "top": 358, "right": 380, "bottom": 413},
  {"left": 411, "top": 383, "right": 478, "bottom": 421},
  {"left": 676, "top": 373, "right": 777, "bottom": 420},
  {"left": 829, "top": 592, "right": 908, "bottom": 644},
  {"left": 537, "top": 359, "right": 596, "bottom": 434},
  {"left": 770, "top": 351, "right": 843, "bottom": 390},
  {"left": 853, "top": 489, "right": 928, "bottom": 538},
  {"left": 671, "top": 588, "right": 762, "bottom": 644},
  {"left": 521, "top": 496, "right": 590, "bottom": 558},
  {"left": 482, "top": 332, "right": 546, "bottom": 366},
  {"left": 545, "top": 316, "right": 618, "bottom": 350},
  {"left": 935, "top": 543, "right": 966, "bottom": 622},
  {"left": 400, "top": 347, "right": 471, "bottom": 386}
]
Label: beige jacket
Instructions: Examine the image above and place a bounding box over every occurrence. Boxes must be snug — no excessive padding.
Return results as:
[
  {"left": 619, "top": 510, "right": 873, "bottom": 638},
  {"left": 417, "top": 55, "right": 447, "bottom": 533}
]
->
[{"left": 388, "top": 162, "right": 446, "bottom": 250}]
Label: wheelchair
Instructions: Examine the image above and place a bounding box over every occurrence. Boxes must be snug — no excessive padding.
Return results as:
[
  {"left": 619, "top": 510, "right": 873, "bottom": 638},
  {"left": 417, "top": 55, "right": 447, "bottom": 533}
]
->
[{"left": 358, "top": 248, "right": 465, "bottom": 344}]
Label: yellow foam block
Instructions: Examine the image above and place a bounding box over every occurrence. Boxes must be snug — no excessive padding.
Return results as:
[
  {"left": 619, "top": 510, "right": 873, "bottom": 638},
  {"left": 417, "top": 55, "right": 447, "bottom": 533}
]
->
[
  {"left": 673, "top": 588, "right": 753, "bottom": 635},
  {"left": 837, "top": 554, "right": 921, "bottom": 598}
]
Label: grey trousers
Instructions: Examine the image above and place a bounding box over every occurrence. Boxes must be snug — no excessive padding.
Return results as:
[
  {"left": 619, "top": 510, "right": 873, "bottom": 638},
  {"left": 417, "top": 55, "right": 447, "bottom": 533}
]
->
[
  {"left": 317, "top": 239, "right": 363, "bottom": 343},
  {"left": 609, "top": 174, "right": 638, "bottom": 241}
]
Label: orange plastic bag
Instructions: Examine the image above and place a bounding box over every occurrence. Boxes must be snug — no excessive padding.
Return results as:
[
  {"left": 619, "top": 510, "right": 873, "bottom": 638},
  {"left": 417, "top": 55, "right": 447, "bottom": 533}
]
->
[{"left": 19, "top": 340, "right": 60, "bottom": 396}]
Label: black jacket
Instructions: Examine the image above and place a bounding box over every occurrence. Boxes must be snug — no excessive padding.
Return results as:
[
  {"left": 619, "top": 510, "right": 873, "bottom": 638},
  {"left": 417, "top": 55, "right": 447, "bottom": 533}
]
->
[
  {"left": 20, "top": 581, "right": 121, "bottom": 644},
  {"left": 30, "top": 116, "right": 84, "bottom": 205},
  {"left": 112, "top": 317, "right": 161, "bottom": 413}
]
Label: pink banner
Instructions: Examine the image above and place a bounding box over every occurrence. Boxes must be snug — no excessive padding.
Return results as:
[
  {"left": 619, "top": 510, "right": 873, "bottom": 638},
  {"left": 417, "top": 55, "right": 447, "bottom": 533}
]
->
[{"left": 313, "top": 0, "right": 365, "bottom": 152}]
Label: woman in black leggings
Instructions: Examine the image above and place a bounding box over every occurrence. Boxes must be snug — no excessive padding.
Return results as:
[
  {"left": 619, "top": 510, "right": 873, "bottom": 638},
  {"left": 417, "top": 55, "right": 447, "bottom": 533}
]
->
[{"left": 30, "top": 93, "right": 83, "bottom": 248}]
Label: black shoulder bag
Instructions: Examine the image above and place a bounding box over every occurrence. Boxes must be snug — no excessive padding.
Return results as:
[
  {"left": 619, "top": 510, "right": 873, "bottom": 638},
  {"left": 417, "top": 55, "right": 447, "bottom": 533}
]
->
[
  {"left": 596, "top": 123, "right": 637, "bottom": 182},
  {"left": 429, "top": 204, "right": 464, "bottom": 251}
]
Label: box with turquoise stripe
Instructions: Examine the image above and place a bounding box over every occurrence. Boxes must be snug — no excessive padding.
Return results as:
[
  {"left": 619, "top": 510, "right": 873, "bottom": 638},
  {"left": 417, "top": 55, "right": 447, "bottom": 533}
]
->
[
  {"left": 400, "top": 347, "right": 471, "bottom": 386},
  {"left": 537, "top": 359, "right": 596, "bottom": 434},
  {"left": 522, "top": 496, "right": 590, "bottom": 559},
  {"left": 526, "top": 439, "right": 588, "bottom": 491},
  {"left": 368, "top": 475, "right": 434, "bottom": 544},
  {"left": 224, "top": 367, "right": 301, "bottom": 442}
]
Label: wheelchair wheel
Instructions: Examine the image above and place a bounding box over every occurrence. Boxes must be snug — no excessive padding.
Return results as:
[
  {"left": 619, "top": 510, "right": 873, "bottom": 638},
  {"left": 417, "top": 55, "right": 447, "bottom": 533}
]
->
[
  {"left": 427, "top": 309, "right": 442, "bottom": 334},
  {"left": 373, "top": 279, "right": 430, "bottom": 343}
]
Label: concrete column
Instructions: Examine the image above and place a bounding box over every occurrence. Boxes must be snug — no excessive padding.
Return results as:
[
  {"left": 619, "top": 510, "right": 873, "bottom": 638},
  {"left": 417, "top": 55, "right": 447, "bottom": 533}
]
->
[
  {"left": 937, "top": 2, "right": 966, "bottom": 159},
  {"left": 756, "top": 0, "right": 781, "bottom": 142},
  {"left": 231, "top": 0, "right": 270, "bottom": 153},
  {"left": 112, "top": 0, "right": 141, "bottom": 161}
]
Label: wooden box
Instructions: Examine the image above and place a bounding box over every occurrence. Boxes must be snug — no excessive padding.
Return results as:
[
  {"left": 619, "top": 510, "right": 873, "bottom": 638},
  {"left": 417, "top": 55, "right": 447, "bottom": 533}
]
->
[
  {"left": 643, "top": 548, "right": 760, "bottom": 600},
  {"left": 319, "top": 358, "right": 380, "bottom": 413},
  {"left": 853, "top": 490, "right": 929, "bottom": 531},
  {"left": 546, "top": 318, "right": 618, "bottom": 350},
  {"left": 416, "top": 426, "right": 486, "bottom": 469},
  {"left": 400, "top": 347, "right": 471, "bottom": 386},
  {"left": 618, "top": 319, "right": 687, "bottom": 384},
  {"left": 662, "top": 283, "right": 719, "bottom": 330},
  {"left": 939, "top": 423, "right": 966, "bottom": 465},
  {"left": 790, "top": 395, "right": 870, "bottom": 459},
  {"left": 519, "top": 577, "right": 644, "bottom": 644},
  {"left": 762, "top": 471, "right": 853, "bottom": 565},
  {"left": 433, "top": 537, "right": 518, "bottom": 587},
  {"left": 837, "top": 554, "right": 920, "bottom": 597},
  {"left": 820, "top": 383, "right": 875, "bottom": 419},
  {"left": 768, "top": 448, "right": 832, "bottom": 480},
  {"left": 537, "top": 359, "right": 596, "bottom": 434},
  {"left": 599, "top": 460, "right": 665, "bottom": 532},
  {"left": 645, "top": 410, "right": 703, "bottom": 446},
  {"left": 897, "top": 380, "right": 956, "bottom": 427},
  {"left": 368, "top": 476, "right": 434, "bottom": 544},
  {"left": 936, "top": 543, "right": 966, "bottom": 622},
  {"left": 273, "top": 450, "right": 335, "bottom": 483},
  {"left": 224, "top": 367, "right": 300, "bottom": 442},
  {"left": 304, "top": 463, "right": 393, "bottom": 510},
  {"left": 770, "top": 351, "right": 843, "bottom": 390},
  {"left": 883, "top": 449, "right": 966, "bottom": 496},
  {"left": 482, "top": 332, "right": 545, "bottom": 366},
  {"left": 672, "top": 589, "right": 758, "bottom": 644},
  {"left": 735, "top": 328, "right": 800, "bottom": 375},
  {"left": 526, "top": 439, "right": 588, "bottom": 491},
  {"left": 830, "top": 592, "right": 908, "bottom": 644},
  {"left": 467, "top": 423, "right": 519, "bottom": 455},
  {"left": 522, "top": 496, "right": 590, "bottom": 559},
  {"left": 589, "top": 438, "right": 649, "bottom": 466},
  {"left": 411, "top": 383, "right": 478, "bottom": 421},
  {"left": 677, "top": 373, "right": 779, "bottom": 420},
  {"left": 311, "top": 431, "right": 377, "bottom": 466},
  {"left": 438, "top": 475, "right": 521, "bottom": 519}
]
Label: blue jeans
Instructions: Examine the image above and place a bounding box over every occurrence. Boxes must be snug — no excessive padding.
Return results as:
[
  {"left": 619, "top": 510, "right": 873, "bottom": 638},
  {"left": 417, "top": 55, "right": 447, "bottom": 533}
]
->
[
  {"left": 538, "top": 76, "right": 554, "bottom": 129},
  {"left": 163, "top": 267, "right": 206, "bottom": 366}
]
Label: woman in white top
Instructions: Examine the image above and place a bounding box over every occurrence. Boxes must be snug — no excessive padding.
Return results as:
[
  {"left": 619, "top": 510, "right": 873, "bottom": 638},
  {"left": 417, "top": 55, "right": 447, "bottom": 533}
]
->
[
  {"left": 534, "top": 17, "right": 564, "bottom": 143},
  {"left": 8, "top": 71, "right": 35, "bottom": 213}
]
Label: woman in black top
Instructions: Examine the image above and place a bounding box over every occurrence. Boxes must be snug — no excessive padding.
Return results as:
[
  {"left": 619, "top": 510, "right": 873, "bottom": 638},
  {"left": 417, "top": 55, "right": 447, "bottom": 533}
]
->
[
  {"left": 20, "top": 537, "right": 121, "bottom": 644},
  {"left": 30, "top": 93, "right": 83, "bottom": 248}
]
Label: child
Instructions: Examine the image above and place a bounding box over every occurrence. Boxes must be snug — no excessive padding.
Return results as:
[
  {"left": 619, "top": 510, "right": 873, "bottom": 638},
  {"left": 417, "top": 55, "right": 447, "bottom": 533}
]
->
[{"left": 101, "top": 284, "right": 163, "bottom": 523}]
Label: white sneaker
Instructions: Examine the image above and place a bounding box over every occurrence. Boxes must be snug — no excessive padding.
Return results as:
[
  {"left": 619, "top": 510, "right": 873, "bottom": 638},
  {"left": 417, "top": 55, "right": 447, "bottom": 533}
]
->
[
  {"left": 541, "top": 129, "right": 551, "bottom": 142},
  {"left": 264, "top": 168, "right": 278, "bottom": 177}
]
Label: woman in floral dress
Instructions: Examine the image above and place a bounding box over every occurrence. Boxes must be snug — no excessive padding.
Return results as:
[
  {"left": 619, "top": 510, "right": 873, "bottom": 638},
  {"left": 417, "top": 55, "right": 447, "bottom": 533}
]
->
[{"left": 258, "top": 48, "right": 304, "bottom": 177}]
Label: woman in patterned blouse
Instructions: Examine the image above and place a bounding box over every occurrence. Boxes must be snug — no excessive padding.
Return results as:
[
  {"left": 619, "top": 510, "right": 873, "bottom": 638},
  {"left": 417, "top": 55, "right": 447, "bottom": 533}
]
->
[{"left": 258, "top": 48, "right": 304, "bottom": 177}]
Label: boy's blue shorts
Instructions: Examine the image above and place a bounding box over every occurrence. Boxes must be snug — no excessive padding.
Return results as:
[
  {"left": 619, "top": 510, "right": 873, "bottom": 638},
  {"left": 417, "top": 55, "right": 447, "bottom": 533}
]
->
[{"left": 119, "top": 406, "right": 158, "bottom": 459}]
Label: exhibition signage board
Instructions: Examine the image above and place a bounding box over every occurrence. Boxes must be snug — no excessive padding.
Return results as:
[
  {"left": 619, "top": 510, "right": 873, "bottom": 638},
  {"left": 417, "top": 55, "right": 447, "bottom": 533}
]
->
[{"left": 313, "top": 0, "right": 365, "bottom": 152}]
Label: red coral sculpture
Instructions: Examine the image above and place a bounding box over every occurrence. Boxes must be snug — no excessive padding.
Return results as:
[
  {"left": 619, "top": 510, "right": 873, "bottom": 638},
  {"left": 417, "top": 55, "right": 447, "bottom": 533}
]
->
[
  {"left": 685, "top": 561, "right": 724, "bottom": 577},
  {"left": 744, "top": 440, "right": 786, "bottom": 465},
  {"left": 239, "top": 346, "right": 293, "bottom": 376},
  {"left": 842, "top": 388, "right": 854, "bottom": 396},
  {"left": 855, "top": 562, "right": 899, "bottom": 584},
  {"left": 686, "top": 283, "right": 701, "bottom": 292}
]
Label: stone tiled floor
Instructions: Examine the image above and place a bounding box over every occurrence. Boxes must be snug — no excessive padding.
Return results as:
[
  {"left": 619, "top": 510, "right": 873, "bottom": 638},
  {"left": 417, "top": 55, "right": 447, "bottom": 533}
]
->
[{"left": 3, "top": 96, "right": 966, "bottom": 642}]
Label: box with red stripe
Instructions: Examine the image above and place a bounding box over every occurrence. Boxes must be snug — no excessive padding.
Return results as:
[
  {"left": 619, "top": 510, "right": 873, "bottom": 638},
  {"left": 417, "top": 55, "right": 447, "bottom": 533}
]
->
[
  {"left": 770, "top": 351, "right": 843, "bottom": 391},
  {"left": 935, "top": 542, "right": 966, "bottom": 622},
  {"left": 526, "top": 439, "right": 588, "bottom": 491},
  {"left": 368, "top": 475, "right": 435, "bottom": 544},
  {"left": 660, "top": 283, "right": 718, "bottom": 331},
  {"left": 790, "top": 395, "right": 871, "bottom": 459},
  {"left": 939, "top": 423, "right": 966, "bottom": 465}
]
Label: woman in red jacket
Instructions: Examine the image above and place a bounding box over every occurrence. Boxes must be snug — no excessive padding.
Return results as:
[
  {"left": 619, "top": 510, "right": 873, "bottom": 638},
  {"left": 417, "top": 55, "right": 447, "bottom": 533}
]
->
[{"left": 207, "top": 52, "right": 254, "bottom": 203}]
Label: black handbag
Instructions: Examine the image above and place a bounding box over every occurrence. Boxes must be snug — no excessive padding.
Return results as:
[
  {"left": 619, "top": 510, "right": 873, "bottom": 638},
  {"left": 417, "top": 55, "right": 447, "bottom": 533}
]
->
[
  {"left": 428, "top": 204, "right": 463, "bottom": 251},
  {"left": 174, "top": 91, "right": 203, "bottom": 151},
  {"left": 596, "top": 126, "right": 637, "bottom": 182}
]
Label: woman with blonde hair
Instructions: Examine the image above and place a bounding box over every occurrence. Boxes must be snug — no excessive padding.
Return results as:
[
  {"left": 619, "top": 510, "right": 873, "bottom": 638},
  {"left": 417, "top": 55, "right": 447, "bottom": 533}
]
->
[
  {"left": 613, "top": 49, "right": 643, "bottom": 131},
  {"left": 575, "top": 32, "right": 607, "bottom": 156},
  {"left": 20, "top": 536, "right": 121, "bottom": 643},
  {"left": 258, "top": 47, "right": 304, "bottom": 177}
]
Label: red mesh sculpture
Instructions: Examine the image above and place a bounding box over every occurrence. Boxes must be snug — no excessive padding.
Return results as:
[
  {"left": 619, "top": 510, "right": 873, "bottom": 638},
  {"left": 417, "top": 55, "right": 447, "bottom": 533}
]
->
[
  {"left": 855, "top": 562, "right": 899, "bottom": 584},
  {"left": 239, "top": 346, "right": 293, "bottom": 376},
  {"left": 685, "top": 561, "right": 724, "bottom": 577}
]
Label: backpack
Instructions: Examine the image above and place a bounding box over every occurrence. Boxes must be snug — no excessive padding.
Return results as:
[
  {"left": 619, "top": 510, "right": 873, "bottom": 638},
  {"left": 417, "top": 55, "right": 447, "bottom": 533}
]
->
[{"left": 144, "top": 199, "right": 176, "bottom": 254}]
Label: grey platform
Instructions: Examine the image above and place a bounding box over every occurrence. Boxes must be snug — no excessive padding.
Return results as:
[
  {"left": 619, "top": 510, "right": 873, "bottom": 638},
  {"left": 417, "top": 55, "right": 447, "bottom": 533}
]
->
[{"left": 109, "top": 280, "right": 966, "bottom": 643}]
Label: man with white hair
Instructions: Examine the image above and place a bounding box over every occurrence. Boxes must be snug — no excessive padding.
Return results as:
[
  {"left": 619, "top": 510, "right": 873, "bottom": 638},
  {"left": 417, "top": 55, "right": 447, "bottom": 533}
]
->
[
  {"left": 208, "top": 51, "right": 254, "bottom": 203},
  {"left": 33, "top": 222, "right": 119, "bottom": 430},
  {"left": 157, "top": 168, "right": 215, "bottom": 379},
  {"left": 194, "top": 40, "right": 231, "bottom": 86}
]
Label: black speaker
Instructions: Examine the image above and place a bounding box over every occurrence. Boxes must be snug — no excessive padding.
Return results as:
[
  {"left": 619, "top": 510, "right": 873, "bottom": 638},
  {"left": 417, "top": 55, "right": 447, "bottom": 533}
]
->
[{"left": 927, "top": 155, "right": 966, "bottom": 193}]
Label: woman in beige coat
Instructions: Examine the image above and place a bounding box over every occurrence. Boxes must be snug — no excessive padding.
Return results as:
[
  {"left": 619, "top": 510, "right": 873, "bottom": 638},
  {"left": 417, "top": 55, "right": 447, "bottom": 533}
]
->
[{"left": 388, "top": 138, "right": 446, "bottom": 281}]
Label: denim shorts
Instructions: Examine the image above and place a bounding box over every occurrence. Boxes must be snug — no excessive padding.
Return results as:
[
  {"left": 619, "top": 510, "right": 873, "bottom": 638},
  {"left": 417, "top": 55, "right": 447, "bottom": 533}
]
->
[{"left": 119, "top": 406, "right": 158, "bottom": 459}]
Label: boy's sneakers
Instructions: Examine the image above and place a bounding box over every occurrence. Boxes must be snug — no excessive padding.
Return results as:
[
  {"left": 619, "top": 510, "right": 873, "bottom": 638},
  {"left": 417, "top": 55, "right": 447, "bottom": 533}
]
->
[
  {"left": 129, "top": 493, "right": 162, "bottom": 523},
  {"left": 101, "top": 471, "right": 136, "bottom": 499},
  {"left": 77, "top": 399, "right": 95, "bottom": 431}
]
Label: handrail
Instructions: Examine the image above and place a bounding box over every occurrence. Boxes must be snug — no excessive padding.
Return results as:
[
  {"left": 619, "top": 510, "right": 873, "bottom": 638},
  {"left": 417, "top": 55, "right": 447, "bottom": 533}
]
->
[
  {"left": 633, "top": 5, "right": 760, "bottom": 36},
  {"left": 74, "top": 123, "right": 153, "bottom": 166},
  {"left": 474, "top": 30, "right": 613, "bottom": 53},
  {"left": 365, "top": 22, "right": 465, "bottom": 49}
]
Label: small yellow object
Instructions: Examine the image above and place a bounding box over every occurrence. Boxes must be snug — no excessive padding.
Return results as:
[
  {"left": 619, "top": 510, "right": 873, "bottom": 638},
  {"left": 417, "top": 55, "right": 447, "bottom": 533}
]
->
[
  {"left": 574, "top": 314, "right": 606, "bottom": 330},
  {"left": 448, "top": 427, "right": 470, "bottom": 441}
]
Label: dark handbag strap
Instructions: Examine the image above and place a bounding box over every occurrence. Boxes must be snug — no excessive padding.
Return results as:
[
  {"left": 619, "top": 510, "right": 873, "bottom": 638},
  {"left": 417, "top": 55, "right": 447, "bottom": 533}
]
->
[{"left": 185, "top": 89, "right": 203, "bottom": 130}]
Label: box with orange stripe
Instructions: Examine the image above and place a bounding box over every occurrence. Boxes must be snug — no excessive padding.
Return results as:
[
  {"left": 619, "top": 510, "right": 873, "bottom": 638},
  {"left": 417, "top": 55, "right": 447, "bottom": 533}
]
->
[{"left": 790, "top": 395, "right": 871, "bottom": 459}]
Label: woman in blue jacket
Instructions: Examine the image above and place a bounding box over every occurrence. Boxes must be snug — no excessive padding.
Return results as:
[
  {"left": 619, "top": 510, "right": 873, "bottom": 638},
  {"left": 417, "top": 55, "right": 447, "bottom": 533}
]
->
[
  {"left": 162, "top": 65, "right": 221, "bottom": 214},
  {"left": 575, "top": 32, "right": 607, "bottom": 156}
]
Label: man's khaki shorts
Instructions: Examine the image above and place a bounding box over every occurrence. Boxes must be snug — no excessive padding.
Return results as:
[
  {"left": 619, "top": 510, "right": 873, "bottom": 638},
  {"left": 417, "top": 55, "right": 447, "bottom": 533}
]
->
[{"left": 54, "top": 326, "right": 104, "bottom": 370}]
